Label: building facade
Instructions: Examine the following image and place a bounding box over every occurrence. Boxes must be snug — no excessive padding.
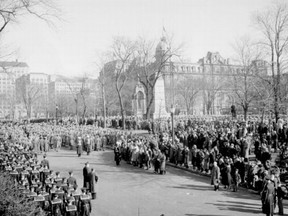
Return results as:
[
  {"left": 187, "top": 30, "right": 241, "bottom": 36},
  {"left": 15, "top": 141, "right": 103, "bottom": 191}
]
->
[
  {"left": 0, "top": 61, "right": 29, "bottom": 119},
  {"left": 133, "top": 36, "right": 270, "bottom": 118},
  {"left": 16, "top": 73, "right": 49, "bottom": 119}
]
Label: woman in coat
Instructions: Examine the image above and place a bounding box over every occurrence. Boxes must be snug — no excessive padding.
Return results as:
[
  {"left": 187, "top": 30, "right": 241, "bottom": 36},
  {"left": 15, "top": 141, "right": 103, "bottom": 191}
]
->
[
  {"left": 211, "top": 162, "right": 220, "bottom": 191},
  {"left": 261, "top": 178, "right": 275, "bottom": 216},
  {"left": 159, "top": 151, "right": 166, "bottom": 175}
]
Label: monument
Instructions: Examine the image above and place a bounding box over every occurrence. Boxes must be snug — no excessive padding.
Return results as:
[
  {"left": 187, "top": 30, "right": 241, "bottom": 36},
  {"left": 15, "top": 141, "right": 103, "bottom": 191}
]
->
[
  {"left": 132, "top": 79, "right": 146, "bottom": 118},
  {"left": 152, "top": 76, "right": 169, "bottom": 119}
]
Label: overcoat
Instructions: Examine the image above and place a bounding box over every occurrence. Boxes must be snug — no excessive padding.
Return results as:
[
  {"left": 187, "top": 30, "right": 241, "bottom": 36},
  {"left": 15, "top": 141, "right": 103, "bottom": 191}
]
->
[
  {"left": 88, "top": 172, "right": 98, "bottom": 193},
  {"left": 211, "top": 165, "right": 220, "bottom": 186}
]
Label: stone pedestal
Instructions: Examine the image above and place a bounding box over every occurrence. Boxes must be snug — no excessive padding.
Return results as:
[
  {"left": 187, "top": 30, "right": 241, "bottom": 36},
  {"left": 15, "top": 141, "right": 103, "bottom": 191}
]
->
[{"left": 153, "top": 77, "right": 169, "bottom": 119}]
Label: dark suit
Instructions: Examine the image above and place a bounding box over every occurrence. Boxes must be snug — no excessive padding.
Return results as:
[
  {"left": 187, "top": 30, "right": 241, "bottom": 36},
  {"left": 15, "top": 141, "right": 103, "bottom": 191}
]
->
[{"left": 83, "top": 166, "right": 90, "bottom": 188}]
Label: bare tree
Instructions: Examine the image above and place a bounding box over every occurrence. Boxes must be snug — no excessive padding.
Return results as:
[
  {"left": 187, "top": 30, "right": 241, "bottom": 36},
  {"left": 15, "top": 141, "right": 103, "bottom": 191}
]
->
[
  {"left": 96, "top": 54, "right": 111, "bottom": 128},
  {"left": 253, "top": 2, "right": 288, "bottom": 121},
  {"left": 0, "top": 0, "right": 60, "bottom": 35},
  {"left": 19, "top": 84, "right": 42, "bottom": 119},
  {"left": 63, "top": 79, "right": 80, "bottom": 122},
  {"left": 78, "top": 76, "right": 90, "bottom": 119},
  {"left": 203, "top": 72, "right": 224, "bottom": 115},
  {"left": 111, "top": 36, "right": 136, "bottom": 129},
  {"left": 136, "top": 34, "right": 182, "bottom": 119},
  {"left": 175, "top": 75, "right": 201, "bottom": 115},
  {"left": 230, "top": 37, "right": 264, "bottom": 120}
]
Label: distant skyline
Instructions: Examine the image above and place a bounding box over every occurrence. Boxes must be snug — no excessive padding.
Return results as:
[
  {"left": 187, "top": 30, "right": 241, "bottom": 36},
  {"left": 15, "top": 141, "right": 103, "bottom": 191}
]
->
[{"left": 2, "top": 0, "right": 273, "bottom": 77}]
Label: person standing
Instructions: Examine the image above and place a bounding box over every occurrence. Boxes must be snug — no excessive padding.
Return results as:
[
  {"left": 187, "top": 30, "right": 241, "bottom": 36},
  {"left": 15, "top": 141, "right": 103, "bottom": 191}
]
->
[
  {"left": 88, "top": 168, "right": 98, "bottom": 199},
  {"left": 79, "top": 188, "right": 92, "bottom": 216},
  {"left": 44, "top": 136, "right": 49, "bottom": 153},
  {"left": 86, "top": 136, "right": 92, "bottom": 155},
  {"left": 277, "top": 183, "right": 287, "bottom": 215},
  {"left": 261, "top": 176, "right": 276, "bottom": 216},
  {"left": 114, "top": 145, "right": 121, "bottom": 166},
  {"left": 159, "top": 151, "right": 166, "bottom": 175},
  {"left": 211, "top": 162, "right": 220, "bottom": 191},
  {"left": 83, "top": 162, "right": 90, "bottom": 188},
  {"left": 232, "top": 168, "right": 241, "bottom": 192},
  {"left": 76, "top": 137, "right": 83, "bottom": 157},
  {"left": 41, "top": 154, "right": 50, "bottom": 169},
  {"left": 56, "top": 135, "right": 62, "bottom": 152},
  {"left": 67, "top": 171, "right": 78, "bottom": 190}
]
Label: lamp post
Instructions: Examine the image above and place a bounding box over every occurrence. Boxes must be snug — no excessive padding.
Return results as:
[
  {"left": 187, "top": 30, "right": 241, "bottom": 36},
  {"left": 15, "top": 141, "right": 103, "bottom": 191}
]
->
[
  {"left": 55, "top": 105, "right": 59, "bottom": 122},
  {"left": 170, "top": 105, "right": 175, "bottom": 146}
]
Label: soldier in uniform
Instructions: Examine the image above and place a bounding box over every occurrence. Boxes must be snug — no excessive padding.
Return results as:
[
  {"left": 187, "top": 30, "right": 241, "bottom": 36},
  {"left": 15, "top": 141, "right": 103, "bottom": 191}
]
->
[
  {"left": 40, "top": 154, "right": 50, "bottom": 169},
  {"left": 65, "top": 197, "right": 77, "bottom": 216},
  {"left": 51, "top": 193, "right": 64, "bottom": 216},
  {"left": 67, "top": 171, "right": 78, "bottom": 190},
  {"left": 79, "top": 188, "right": 92, "bottom": 216}
]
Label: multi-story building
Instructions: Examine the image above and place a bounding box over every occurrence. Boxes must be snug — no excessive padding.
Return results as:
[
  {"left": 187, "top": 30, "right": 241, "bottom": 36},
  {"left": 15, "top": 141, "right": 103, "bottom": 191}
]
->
[
  {"left": 0, "top": 61, "right": 29, "bottom": 119},
  {"left": 132, "top": 36, "right": 270, "bottom": 118},
  {"left": 48, "top": 75, "right": 97, "bottom": 118},
  {"left": 16, "top": 73, "right": 49, "bottom": 119}
]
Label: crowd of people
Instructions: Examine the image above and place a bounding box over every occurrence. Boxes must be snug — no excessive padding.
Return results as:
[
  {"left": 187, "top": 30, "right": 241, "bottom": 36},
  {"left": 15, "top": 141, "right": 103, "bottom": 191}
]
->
[
  {"left": 1, "top": 115, "right": 288, "bottom": 216},
  {"left": 0, "top": 122, "right": 105, "bottom": 216},
  {"left": 111, "top": 115, "right": 288, "bottom": 216}
]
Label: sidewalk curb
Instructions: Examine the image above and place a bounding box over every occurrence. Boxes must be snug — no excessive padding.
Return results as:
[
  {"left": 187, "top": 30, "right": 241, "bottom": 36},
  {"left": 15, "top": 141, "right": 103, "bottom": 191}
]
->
[
  {"left": 166, "top": 162, "right": 211, "bottom": 178},
  {"left": 166, "top": 162, "right": 261, "bottom": 194}
]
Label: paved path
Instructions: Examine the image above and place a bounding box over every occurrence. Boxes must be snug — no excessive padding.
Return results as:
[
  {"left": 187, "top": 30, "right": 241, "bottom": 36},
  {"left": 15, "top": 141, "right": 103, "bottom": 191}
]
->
[{"left": 46, "top": 149, "right": 286, "bottom": 216}]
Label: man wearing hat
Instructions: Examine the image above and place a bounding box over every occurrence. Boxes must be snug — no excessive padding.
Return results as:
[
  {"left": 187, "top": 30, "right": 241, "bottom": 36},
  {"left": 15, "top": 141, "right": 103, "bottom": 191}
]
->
[
  {"left": 83, "top": 162, "right": 90, "bottom": 188},
  {"left": 79, "top": 187, "right": 92, "bottom": 216},
  {"left": 51, "top": 193, "right": 64, "bottom": 216}
]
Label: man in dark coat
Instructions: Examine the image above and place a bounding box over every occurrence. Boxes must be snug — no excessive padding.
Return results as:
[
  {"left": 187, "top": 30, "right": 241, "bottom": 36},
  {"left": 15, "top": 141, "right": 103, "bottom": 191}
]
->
[
  {"left": 83, "top": 162, "right": 90, "bottom": 188},
  {"left": 88, "top": 168, "right": 98, "bottom": 199},
  {"left": 76, "top": 136, "right": 83, "bottom": 157},
  {"left": 114, "top": 146, "right": 121, "bottom": 166}
]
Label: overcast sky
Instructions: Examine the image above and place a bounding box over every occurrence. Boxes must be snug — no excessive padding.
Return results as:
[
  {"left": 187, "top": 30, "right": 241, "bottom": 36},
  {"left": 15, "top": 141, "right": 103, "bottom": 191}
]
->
[{"left": 2, "top": 0, "right": 273, "bottom": 77}]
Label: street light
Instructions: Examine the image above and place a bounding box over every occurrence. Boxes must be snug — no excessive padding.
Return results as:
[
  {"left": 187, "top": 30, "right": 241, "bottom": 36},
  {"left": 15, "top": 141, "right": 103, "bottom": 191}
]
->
[
  {"left": 55, "top": 105, "right": 59, "bottom": 122},
  {"left": 170, "top": 105, "right": 176, "bottom": 146}
]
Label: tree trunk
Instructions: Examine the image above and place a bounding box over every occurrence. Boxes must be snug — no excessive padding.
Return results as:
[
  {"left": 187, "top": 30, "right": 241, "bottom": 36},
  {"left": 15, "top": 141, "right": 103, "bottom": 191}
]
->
[
  {"left": 117, "top": 89, "right": 125, "bottom": 130},
  {"left": 75, "top": 100, "right": 78, "bottom": 124},
  {"left": 102, "top": 84, "right": 106, "bottom": 128},
  {"left": 275, "top": 54, "right": 281, "bottom": 122},
  {"left": 146, "top": 90, "right": 154, "bottom": 120},
  {"left": 243, "top": 105, "right": 248, "bottom": 121}
]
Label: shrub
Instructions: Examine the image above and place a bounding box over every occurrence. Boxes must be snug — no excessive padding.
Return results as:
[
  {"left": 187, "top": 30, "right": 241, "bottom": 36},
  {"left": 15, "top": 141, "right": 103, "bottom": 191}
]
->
[{"left": 0, "top": 171, "right": 45, "bottom": 216}]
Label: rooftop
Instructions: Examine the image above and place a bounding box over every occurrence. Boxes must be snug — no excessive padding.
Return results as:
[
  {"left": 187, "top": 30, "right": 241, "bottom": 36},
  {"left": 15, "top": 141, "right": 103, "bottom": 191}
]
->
[{"left": 0, "top": 61, "right": 28, "bottom": 68}]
